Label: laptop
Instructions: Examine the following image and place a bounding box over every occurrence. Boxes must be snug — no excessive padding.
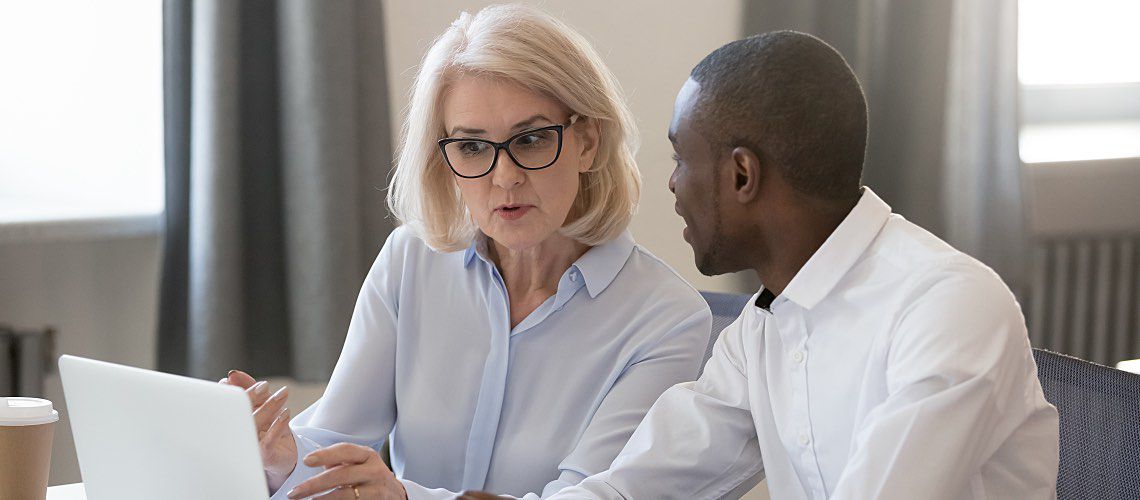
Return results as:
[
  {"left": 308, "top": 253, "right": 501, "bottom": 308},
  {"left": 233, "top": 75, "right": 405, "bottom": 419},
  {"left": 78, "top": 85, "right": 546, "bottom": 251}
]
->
[{"left": 58, "top": 355, "right": 270, "bottom": 500}]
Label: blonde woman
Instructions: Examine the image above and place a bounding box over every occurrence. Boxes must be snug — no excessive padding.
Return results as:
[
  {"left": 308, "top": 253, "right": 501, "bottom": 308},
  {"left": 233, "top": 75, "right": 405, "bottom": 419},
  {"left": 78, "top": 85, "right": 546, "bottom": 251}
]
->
[{"left": 223, "top": 5, "right": 711, "bottom": 499}]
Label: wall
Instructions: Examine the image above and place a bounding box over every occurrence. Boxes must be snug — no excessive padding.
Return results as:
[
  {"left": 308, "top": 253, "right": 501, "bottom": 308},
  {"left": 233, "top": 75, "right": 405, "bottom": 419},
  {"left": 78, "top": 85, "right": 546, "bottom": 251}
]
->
[{"left": 0, "top": 232, "right": 160, "bottom": 485}]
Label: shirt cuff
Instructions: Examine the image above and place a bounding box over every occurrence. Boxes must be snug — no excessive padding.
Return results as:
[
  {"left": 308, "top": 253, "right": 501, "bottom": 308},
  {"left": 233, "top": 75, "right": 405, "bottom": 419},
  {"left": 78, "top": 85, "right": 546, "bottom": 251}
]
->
[
  {"left": 399, "top": 478, "right": 465, "bottom": 500},
  {"left": 268, "top": 434, "right": 325, "bottom": 500}
]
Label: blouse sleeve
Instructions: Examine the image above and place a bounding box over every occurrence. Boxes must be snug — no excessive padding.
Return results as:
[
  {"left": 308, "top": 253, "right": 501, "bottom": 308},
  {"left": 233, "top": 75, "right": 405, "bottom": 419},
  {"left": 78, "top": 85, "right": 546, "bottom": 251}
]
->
[{"left": 268, "top": 230, "right": 406, "bottom": 498}]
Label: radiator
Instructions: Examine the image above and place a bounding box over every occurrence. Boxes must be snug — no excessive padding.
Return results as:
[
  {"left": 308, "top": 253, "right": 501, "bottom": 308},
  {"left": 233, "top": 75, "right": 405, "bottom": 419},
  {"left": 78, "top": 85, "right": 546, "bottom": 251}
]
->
[
  {"left": 0, "top": 325, "right": 54, "bottom": 397},
  {"left": 1025, "top": 235, "right": 1140, "bottom": 366}
]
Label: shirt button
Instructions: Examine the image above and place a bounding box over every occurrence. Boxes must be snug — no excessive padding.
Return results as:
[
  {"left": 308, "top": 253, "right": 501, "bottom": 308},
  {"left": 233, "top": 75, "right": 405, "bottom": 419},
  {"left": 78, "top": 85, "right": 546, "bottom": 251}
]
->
[
  {"left": 569, "top": 271, "right": 578, "bottom": 282},
  {"left": 798, "top": 433, "right": 811, "bottom": 446},
  {"left": 792, "top": 350, "right": 805, "bottom": 363}
]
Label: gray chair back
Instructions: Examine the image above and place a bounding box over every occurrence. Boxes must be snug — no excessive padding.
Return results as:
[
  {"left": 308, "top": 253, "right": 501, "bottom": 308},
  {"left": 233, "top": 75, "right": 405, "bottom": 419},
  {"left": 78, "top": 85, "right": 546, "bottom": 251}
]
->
[
  {"left": 1033, "top": 348, "right": 1140, "bottom": 499},
  {"left": 698, "top": 291, "right": 751, "bottom": 376}
]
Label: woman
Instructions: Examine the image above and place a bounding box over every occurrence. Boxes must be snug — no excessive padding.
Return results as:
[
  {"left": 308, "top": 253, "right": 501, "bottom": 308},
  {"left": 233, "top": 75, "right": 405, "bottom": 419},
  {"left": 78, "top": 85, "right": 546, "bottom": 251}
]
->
[{"left": 223, "top": 5, "right": 712, "bottom": 499}]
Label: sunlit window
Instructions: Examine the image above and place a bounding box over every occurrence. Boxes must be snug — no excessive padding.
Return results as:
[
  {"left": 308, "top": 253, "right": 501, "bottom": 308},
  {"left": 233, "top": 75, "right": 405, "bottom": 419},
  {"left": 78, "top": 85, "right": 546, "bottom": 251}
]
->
[
  {"left": 1019, "top": 0, "right": 1140, "bottom": 86},
  {"left": 1018, "top": 0, "right": 1140, "bottom": 164},
  {"left": 0, "top": 1, "right": 163, "bottom": 225}
]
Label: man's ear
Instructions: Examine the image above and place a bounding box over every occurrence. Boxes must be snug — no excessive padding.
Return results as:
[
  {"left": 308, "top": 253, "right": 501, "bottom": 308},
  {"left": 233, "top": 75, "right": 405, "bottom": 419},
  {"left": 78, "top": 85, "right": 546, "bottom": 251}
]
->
[
  {"left": 576, "top": 117, "right": 600, "bottom": 173},
  {"left": 730, "top": 146, "right": 762, "bottom": 203}
]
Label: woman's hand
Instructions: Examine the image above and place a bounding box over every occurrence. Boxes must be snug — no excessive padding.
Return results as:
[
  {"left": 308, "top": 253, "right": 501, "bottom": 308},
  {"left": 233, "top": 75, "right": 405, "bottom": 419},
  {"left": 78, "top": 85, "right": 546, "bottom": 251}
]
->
[
  {"left": 285, "top": 443, "right": 406, "bottom": 500},
  {"left": 220, "top": 369, "right": 297, "bottom": 490}
]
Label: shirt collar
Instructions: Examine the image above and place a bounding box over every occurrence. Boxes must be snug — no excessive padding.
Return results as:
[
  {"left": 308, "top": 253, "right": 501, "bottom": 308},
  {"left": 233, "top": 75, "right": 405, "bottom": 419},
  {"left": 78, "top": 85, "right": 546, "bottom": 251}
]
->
[
  {"left": 462, "top": 230, "right": 637, "bottom": 299},
  {"left": 573, "top": 230, "right": 636, "bottom": 298},
  {"left": 463, "top": 232, "right": 490, "bottom": 268},
  {"left": 779, "top": 187, "right": 891, "bottom": 310}
]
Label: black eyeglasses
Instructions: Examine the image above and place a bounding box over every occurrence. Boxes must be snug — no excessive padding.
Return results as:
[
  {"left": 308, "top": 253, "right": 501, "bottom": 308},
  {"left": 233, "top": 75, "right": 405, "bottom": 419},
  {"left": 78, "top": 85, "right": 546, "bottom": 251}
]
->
[{"left": 438, "top": 115, "right": 580, "bottom": 179}]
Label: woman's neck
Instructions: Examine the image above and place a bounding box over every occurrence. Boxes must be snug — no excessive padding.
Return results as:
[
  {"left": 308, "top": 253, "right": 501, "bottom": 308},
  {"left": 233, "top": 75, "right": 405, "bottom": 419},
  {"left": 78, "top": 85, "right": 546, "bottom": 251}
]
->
[{"left": 488, "top": 233, "right": 590, "bottom": 326}]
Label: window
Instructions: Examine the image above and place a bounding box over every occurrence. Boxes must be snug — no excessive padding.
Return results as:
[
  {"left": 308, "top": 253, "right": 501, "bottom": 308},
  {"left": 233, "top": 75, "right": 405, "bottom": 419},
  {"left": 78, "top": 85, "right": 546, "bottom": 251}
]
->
[
  {"left": 0, "top": 1, "right": 163, "bottom": 230},
  {"left": 1018, "top": 0, "right": 1140, "bottom": 163}
]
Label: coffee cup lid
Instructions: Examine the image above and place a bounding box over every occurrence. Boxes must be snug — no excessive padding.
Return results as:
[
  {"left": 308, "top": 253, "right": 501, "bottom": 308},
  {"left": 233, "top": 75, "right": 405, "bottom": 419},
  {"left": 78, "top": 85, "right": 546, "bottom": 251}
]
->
[{"left": 0, "top": 397, "right": 59, "bottom": 426}]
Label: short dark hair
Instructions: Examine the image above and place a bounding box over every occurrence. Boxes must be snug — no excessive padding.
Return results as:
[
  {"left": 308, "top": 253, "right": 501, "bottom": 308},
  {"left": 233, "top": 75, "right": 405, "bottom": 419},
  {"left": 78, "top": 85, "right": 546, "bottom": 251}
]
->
[{"left": 689, "top": 30, "right": 867, "bottom": 200}]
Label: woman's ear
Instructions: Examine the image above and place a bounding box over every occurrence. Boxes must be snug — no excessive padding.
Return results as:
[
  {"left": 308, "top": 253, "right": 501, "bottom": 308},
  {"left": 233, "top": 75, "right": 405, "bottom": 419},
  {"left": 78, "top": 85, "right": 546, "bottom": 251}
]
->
[
  {"left": 731, "top": 146, "right": 762, "bottom": 204},
  {"left": 576, "top": 117, "right": 600, "bottom": 173}
]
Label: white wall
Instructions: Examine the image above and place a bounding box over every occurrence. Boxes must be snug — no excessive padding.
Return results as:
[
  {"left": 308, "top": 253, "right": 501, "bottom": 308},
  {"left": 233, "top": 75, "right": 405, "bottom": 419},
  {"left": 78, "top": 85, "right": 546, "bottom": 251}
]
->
[{"left": 0, "top": 233, "right": 161, "bottom": 486}]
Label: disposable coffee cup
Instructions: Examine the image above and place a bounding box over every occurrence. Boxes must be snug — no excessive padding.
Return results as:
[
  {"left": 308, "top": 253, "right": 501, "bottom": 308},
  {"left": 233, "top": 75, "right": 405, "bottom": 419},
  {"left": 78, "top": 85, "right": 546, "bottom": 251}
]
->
[{"left": 0, "top": 397, "right": 59, "bottom": 500}]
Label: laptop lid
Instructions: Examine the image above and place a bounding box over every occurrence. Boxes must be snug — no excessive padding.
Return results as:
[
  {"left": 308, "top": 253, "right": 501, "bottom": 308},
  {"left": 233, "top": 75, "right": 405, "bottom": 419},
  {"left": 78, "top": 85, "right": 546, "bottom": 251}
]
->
[{"left": 58, "top": 355, "right": 269, "bottom": 500}]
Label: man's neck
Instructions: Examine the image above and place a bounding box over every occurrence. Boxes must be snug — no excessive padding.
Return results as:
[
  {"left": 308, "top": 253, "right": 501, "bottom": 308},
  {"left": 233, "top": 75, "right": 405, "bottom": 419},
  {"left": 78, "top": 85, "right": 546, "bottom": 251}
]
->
[{"left": 752, "top": 195, "right": 858, "bottom": 297}]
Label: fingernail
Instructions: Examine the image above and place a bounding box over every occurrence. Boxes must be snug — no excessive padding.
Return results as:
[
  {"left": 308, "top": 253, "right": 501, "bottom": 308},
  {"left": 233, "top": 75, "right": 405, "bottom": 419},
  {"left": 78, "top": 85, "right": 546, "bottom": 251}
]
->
[
  {"left": 227, "top": 369, "right": 237, "bottom": 376},
  {"left": 302, "top": 453, "right": 316, "bottom": 466},
  {"left": 271, "top": 386, "right": 288, "bottom": 400},
  {"left": 286, "top": 488, "right": 298, "bottom": 499},
  {"left": 254, "top": 381, "right": 269, "bottom": 395}
]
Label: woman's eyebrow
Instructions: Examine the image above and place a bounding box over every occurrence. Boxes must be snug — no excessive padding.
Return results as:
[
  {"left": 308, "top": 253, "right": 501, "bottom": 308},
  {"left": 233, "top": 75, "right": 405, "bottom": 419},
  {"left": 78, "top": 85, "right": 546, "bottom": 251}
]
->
[
  {"left": 447, "top": 114, "right": 553, "bottom": 137},
  {"left": 449, "top": 126, "right": 486, "bottom": 136},
  {"left": 511, "top": 114, "right": 552, "bottom": 131}
]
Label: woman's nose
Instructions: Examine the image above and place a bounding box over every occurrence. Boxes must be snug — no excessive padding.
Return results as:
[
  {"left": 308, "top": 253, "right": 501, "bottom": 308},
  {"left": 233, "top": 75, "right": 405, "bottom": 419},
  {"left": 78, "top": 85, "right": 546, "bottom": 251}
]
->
[{"left": 490, "top": 151, "right": 526, "bottom": 188}]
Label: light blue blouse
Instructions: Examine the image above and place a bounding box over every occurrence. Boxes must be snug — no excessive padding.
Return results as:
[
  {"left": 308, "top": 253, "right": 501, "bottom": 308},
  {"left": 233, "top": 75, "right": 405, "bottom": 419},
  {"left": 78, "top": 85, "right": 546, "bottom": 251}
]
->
[{"left": 270, "top": 226, "right": 712, "bottom": 499}]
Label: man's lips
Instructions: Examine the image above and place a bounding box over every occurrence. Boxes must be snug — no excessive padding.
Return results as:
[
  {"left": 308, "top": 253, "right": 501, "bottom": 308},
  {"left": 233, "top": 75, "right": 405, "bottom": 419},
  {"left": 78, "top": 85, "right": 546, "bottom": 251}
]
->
[
  {"left": 674, "top": 202, "right": 690, "bottom": 223},
  {"left": 675, "top": 202, "right": 691, "bottom": 241}
]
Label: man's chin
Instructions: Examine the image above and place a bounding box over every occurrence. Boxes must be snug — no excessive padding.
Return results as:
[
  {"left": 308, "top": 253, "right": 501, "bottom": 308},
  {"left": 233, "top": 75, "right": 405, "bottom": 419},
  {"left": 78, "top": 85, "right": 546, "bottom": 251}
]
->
[
  {"left": 695, "top": 242, "right": 740, "bottom": 277},
  {"left": 695, "top": 251, "right": 722, "bottom": 277}
]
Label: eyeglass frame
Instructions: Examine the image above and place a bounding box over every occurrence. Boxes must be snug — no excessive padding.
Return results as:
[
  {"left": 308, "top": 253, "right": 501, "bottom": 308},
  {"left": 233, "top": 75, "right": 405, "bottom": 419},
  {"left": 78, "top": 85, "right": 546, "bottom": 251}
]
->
[{"left": 437, "top": 114, "right": 581, "bottom": 179}]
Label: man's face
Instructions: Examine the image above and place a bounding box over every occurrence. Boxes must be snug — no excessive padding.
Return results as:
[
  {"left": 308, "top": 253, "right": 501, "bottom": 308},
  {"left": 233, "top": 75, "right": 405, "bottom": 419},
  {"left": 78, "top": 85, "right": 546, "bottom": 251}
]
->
[{"left": 668, "top": 78, "right": 731, "bottom": 276}]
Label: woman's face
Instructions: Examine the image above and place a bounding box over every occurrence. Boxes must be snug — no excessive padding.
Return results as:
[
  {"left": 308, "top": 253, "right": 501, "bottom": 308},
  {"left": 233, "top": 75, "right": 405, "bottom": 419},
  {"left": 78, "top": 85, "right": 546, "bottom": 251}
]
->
[{"left": 441, "top": 75, "right": 597, "bottom": 252}]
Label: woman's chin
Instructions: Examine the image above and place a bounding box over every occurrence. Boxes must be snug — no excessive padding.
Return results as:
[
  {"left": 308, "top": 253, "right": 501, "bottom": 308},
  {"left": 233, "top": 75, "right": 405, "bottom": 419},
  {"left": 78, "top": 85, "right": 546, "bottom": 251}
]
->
[{"left": 485, "top": 226, "right": 557, "bottom": 253}]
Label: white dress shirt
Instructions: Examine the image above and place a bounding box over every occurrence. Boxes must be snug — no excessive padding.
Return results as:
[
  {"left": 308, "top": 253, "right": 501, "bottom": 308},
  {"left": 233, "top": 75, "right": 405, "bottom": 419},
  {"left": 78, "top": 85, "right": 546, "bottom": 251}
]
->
[
  {"left": 270, "top": 226, "right": 712, "bottom": 499},
  {"left": 551, "top": 188, "right": 1059, "bottom": 500}
]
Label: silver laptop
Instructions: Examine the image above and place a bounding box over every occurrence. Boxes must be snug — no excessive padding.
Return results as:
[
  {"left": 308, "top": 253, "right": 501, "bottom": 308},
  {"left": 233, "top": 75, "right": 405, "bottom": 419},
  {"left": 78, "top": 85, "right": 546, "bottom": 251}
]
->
[{"left": 58, "top": 355, "right": 269, "bottom": 500}]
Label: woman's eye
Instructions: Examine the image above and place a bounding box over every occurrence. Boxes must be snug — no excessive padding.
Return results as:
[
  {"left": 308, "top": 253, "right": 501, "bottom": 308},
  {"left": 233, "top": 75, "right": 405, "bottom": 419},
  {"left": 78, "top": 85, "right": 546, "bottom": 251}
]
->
[
  {"left": 458, "top": 141, "right": 488, "bottom": 155},
  {"left": 514, "top": 131, "right": 553, "bottom": 148}
]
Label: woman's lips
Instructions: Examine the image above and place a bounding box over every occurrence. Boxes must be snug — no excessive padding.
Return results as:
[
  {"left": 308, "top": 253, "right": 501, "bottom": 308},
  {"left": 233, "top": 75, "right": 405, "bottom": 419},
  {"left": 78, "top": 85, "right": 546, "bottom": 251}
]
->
[{"left": 495, "top": 204, "right": 533, "bottom": 221}]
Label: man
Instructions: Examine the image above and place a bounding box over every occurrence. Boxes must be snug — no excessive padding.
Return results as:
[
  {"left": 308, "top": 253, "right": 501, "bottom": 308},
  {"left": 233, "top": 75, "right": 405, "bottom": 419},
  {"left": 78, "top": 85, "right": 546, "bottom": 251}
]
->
[{"left": 467, "top": 30, "right": 1058, "bottom": 500}]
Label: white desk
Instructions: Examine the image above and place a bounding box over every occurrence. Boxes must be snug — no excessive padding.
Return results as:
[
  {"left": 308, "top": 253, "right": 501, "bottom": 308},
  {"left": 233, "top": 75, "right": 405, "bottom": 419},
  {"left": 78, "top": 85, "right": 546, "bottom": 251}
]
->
[
  {"left": 46, "top": 483, "right": 85, "bottom": 500},
  {"left": 1117, "top": 359, "right": 1140, "bottom": 374}
]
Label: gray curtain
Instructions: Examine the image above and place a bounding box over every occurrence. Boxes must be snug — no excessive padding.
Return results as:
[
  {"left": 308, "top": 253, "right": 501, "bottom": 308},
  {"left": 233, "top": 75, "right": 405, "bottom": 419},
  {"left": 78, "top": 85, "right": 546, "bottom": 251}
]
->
[
  {"left": 159, "top": 0, "right": 394, "bottom": 382},
  {"left": 743, "top": 0, "right": 1026, "bottom": 294}
]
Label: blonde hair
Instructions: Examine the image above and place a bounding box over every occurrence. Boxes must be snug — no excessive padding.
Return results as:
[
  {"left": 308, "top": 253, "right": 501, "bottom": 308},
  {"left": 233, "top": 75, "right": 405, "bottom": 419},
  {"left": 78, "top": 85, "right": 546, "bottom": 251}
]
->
[{"left": 386, "top": 3, "right": 642, "bottom": 252}]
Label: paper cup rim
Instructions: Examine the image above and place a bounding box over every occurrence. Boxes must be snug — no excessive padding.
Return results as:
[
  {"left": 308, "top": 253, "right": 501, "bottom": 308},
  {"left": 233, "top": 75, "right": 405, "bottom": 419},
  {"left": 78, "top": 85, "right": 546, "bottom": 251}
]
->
[{"left": 0, "top": 397, "right": 60, "bottom": 426}]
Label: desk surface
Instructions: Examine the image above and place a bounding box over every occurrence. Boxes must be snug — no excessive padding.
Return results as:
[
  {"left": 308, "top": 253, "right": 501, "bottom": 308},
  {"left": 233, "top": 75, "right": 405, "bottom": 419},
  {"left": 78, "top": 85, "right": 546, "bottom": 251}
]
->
[{"left": 47, "top": 483, "right": 85, "bottom": 500}]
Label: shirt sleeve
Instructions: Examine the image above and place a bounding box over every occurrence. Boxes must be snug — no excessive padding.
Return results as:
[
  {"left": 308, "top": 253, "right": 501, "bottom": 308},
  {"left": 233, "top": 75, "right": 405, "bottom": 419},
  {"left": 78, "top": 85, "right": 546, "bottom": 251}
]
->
[
  {"left": 549, "top": 314, "right": 765, "bottom": 500},
  {"left": 829, "top": 266, "right": 1059, "bottom": 500},
  {"left": 267, "top": 232, "right": 404, "bottom": 498}
]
